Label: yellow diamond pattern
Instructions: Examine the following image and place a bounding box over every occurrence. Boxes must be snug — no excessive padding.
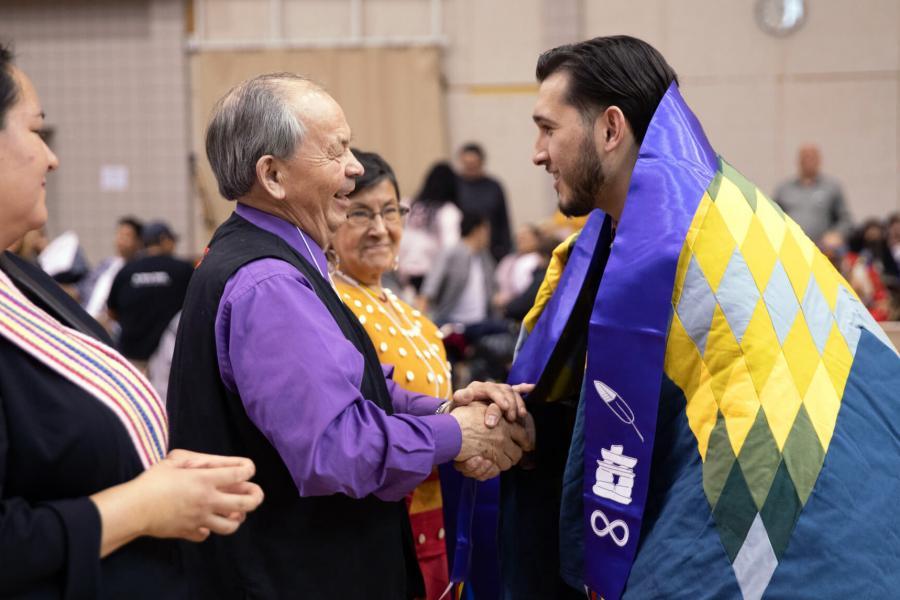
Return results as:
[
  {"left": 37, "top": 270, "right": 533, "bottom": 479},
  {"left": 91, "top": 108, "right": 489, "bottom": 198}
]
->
[
  {"left": 754, "top": 191, "right": 786, "bottom": 250},
  {"left": 740, "top": 299, "right": 781, "bottom": 396},
  {"left": 822, "top": 322, "right": 853, "bottom": 399},
  {"left": 715, "top": 176, "right": 755, "bottom": 245},
  {"left": 810, "top": 251, "right": 842, "bottom": 312},
  {"left": 779, "top": 230, "right": 813, "bottom": 301},
  {"left": 688, "top": 363, "right": 718, "bottom": 461},
  {"left": 781, "top": 312, "right": 821, "bottom": 397},
  {"left": 691, "top": 201, "right": 736, "bottom": 292},
  {"left": 665, "top": 311, "right": 704, "bottom": 401},
  {"left": 718, "top": 358, "right": 760, "bottom": 456},
  {"left": 758, "top": 352, "right": 803, "bottom": 450},
  {"left": 685, "top": 193, "right": 712, "bottom": 252},
  {"left": 740, "top": 218, "right": 778, "bottom": 291},
  {"left": 802, "top": 362, "right": 841, "bottom": 451},
  {"left": 705, "top": 304, "right": 742, "bottom": 401},
  {"left": 786, "top": 218, "right": 817, "bottom": 265},
  {"left": 664, "top": 160, "right": 861, "bottom": 500}
]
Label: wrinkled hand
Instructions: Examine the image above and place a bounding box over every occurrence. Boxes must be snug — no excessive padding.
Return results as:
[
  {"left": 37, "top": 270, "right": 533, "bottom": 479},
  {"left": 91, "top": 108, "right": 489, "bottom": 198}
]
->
[
  {"left": 450, "top": 381, "right": 533, "bottom": 426},
  {"left": 454, "top": 411, "right": 535, "bottom": 480},
  {"left": 131, "top": 449, "right": 264, "bottom": 542},
  {"left": 451, "top": 402, "right": 534, "bottom": 478}
]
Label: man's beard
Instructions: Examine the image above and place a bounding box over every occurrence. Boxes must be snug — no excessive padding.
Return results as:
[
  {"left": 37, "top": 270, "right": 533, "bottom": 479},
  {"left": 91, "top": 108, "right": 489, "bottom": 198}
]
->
[{"left": 559, "top": 130, "right": 604, "bottom": 217}]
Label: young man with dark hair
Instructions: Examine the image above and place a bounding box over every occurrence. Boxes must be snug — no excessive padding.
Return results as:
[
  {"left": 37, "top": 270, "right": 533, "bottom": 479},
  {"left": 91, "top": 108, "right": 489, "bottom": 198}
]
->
[{"left": 491, "top": 35, "right": 900, "bottom": 600}]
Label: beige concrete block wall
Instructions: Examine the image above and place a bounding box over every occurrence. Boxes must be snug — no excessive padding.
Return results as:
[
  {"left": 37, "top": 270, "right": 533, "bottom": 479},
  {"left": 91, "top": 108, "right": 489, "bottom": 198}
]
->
[
  {"left": 0, "top": 0, "right": 191, "bottom": 263},
  {"left": 446, "top": 0, "right": 900, "bottom": 232},
  {"left": 3, "top": 0, "right": 897, "bottom": 258}
]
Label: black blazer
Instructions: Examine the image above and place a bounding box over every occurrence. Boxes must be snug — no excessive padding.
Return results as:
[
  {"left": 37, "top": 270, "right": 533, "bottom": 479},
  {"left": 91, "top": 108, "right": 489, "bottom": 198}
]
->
[{"left": 0, "top": 252, "right": 184, "bottom": 600}]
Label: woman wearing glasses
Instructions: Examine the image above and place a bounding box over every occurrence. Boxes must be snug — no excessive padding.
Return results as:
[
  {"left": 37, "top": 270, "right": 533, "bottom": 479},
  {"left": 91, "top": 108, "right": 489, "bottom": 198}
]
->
[{"left": 331, "top": 150, "right": 453, "bottom": 599}]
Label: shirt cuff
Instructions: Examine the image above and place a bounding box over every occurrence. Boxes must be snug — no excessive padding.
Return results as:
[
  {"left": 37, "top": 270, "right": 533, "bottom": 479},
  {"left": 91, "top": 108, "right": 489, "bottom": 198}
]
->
[
  {"left": 415, "top": 395, "right": 445, "bottom": 416},
  {"left": 422, "top": 413, "right": 461, "bottom": 464},
  {"left": 49, "top": 497, "right": 101, "bottom": 599}
]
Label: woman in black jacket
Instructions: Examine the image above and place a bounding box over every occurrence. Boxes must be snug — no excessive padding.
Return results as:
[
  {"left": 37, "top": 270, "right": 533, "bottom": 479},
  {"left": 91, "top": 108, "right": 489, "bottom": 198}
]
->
[{"left": 0, "top": 44, "right": 263, "bottom": 599}]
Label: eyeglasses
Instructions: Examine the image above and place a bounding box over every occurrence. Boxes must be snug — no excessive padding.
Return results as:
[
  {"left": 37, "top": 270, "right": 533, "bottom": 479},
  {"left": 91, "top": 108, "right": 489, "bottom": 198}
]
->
[{"left": 346, "top": 205, "right": 410, "bottom": 228}]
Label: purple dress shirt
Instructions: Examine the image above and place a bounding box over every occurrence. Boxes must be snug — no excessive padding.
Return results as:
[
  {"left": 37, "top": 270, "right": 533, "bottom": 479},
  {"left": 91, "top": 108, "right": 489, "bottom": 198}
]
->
[{"left": 214, "top": 203, "right": 462, "bottom": 502}]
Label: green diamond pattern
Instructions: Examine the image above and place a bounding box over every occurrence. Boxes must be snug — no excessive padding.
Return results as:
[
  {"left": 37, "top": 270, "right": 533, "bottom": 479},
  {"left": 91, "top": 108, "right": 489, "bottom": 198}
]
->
[
  {"left": 693, "top": 162, "right": 838, "bottom": 582},
  {"left": 707, "top": 168, "right": 724, "bottom": 202},
  {"left": 781, "top": 404, "right": 826, "bottom": 505},
  {"left": 712, "top": 459, "right": 760, "bottom": 562},
  {"left": 721, "top": 161, "right": 757, "bottom": 211},
  {"left": 703, "top": 411, "right": 736, "bottom": 508},
  {"left": 736, "top": 409, "right": 782, "bottom": 510},
  {"left": 759, "top": 459, "right": 802, "bottom": 559}
]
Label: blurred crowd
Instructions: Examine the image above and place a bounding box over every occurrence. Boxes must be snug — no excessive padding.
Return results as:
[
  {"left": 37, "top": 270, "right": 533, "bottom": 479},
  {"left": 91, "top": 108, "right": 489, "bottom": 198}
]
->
[
  {"left": 775, "top": 145, "right": 900, "bottom": 322},
  {"left": 8, "top": 141, "right": 898, "bottom": 402}
]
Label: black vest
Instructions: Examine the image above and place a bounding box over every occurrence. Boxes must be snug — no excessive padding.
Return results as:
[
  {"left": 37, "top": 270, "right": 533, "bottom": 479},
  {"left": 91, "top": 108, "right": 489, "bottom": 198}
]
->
[{"left": 167, "top": 213, "right": 423, "bottom": 599}]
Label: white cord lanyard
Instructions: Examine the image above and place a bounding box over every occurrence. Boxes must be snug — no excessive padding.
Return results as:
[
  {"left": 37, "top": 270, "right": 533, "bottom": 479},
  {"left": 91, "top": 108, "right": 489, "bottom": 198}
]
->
[{"left": 296, "top": 227, "right": 326, "bottom": 280}]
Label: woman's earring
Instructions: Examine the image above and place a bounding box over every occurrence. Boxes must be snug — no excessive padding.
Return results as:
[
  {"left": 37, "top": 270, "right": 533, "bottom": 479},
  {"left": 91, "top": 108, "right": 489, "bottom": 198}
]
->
[
  {"left": 392, "top": 254, "right": 400, "bottom": 272},
  {"left": 326, "top": 248, "right": 340, "bottom": 274}
]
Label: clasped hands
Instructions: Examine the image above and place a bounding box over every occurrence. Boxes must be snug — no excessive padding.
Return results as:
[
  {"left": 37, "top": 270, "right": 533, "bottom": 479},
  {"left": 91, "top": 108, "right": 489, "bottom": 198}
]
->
[{"left": 448, "top": 381, "right": 535, "bottom": 481}]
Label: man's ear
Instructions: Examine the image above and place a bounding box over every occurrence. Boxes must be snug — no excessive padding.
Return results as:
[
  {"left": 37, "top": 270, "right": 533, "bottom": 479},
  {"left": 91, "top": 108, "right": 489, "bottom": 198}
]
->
[
  {"left": 594, "top": 106, "right": 630, "bottom": 152},
  {"left": 256, "top": 155, "right": 286, "bottom": 200}
]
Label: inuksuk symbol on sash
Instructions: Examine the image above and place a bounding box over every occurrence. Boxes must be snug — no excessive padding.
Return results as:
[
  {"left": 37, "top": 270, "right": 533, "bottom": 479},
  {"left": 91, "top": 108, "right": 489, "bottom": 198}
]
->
[{"left": 593, "top": 444, "right": 637, "bottom": 505}]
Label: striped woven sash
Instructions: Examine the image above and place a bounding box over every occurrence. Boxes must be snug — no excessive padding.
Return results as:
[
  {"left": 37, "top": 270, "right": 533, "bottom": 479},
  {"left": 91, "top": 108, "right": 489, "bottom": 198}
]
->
[{"left": 0, "top": 269, "right": 167, "bottom": 468}]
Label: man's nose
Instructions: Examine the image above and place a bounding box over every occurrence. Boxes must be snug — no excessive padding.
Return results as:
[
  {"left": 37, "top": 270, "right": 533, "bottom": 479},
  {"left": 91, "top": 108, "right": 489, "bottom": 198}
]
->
[{"left": 347, "top": 151, "right": 364, "bottom": 177}]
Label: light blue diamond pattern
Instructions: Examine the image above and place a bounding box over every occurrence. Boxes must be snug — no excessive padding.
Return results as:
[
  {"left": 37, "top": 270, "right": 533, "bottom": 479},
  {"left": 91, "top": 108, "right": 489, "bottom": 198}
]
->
[
  {"left": 800, "top": 277, "right": 833, "bottom": 355},
  {"left": 834, "top": 285, "right": 898, "bottom": 358},
  {"left": 834, "top": 286, "right": 863, "bottom": 356},
  {"left": 763, "top": 260, "right": 801, "bottom": 346},
  {"left": 676, "top": 255, "right": 717, "bottom": 355},
  {"left": 732, "top": 513, "right": 778, "bottom": 600},
  {"left": 714, "top": 249, "right": 760, "bottom": 344}
]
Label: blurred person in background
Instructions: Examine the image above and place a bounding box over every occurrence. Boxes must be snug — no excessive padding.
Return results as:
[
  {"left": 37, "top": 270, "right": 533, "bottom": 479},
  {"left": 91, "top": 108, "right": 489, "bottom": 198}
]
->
[
  {"left": 331, "top": 149, "right": 452, "bottom": 599},
  {"left": 493, "top": 223, "right": 543, "bottom": 314},
  {"left": 0, "top": 42, "right": 262, "bottom": 598},
  {"left": 420, "top": 213, "right": 495, "bottom": 329},
  {"left": 398, "top": 162, "right": 462, "bottom": 292},
  {"left": 503, "top": 233, "right": 559, "bottom": 323},
  {"left": 107, "top": 221, "right": 193, "bottom": 371},
  {"left": 774, "top": 144, "right": 852, "bottom": 243},
  {"left": 817, "top": 228, "right": 849, "bottom": 271},
  {"left": 887, "top": 213, "right": 900, "bottom": 267},
  {"left": 456, "top": 142, "right": 512, "bottom": 262},
  {"left": 844, "top": 219, "right": 897, "bottom": 321},
  {"left": 37, "top": 230, "right": 90, "bottom": 299},
  {"left": 80, "top": 215, "right": 143, "bottom": 321}
]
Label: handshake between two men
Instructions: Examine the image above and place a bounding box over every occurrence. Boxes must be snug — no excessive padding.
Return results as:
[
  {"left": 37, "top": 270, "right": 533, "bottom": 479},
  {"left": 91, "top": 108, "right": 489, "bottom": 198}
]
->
[{"left": 445, "top": 382, "right": 536, "bottom": 481}]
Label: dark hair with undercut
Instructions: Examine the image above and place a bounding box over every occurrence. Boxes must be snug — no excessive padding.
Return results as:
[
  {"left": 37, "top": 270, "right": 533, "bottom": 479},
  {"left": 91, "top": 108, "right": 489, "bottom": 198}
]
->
[
  {"left": 0, "top": 43, "right": 19, "bottom": 130},
  {"left": 349, "top": 148, "right": 400, "bottom": 201},
  {"left": 535, "top": 35, "right": 678, "bottom": 143}
]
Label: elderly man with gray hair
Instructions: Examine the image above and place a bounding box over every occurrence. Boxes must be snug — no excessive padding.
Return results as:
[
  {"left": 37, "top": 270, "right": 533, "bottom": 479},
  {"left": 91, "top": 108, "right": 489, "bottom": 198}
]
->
[{"left": 167, "top": 73, "right": 534, "bottom": 598}]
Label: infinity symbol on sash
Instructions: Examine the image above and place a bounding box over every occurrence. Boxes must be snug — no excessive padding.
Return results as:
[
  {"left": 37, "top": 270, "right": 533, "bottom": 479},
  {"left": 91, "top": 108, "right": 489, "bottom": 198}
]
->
[{"left": 591, "top": 509, "right": 629, "bottom": 547}]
